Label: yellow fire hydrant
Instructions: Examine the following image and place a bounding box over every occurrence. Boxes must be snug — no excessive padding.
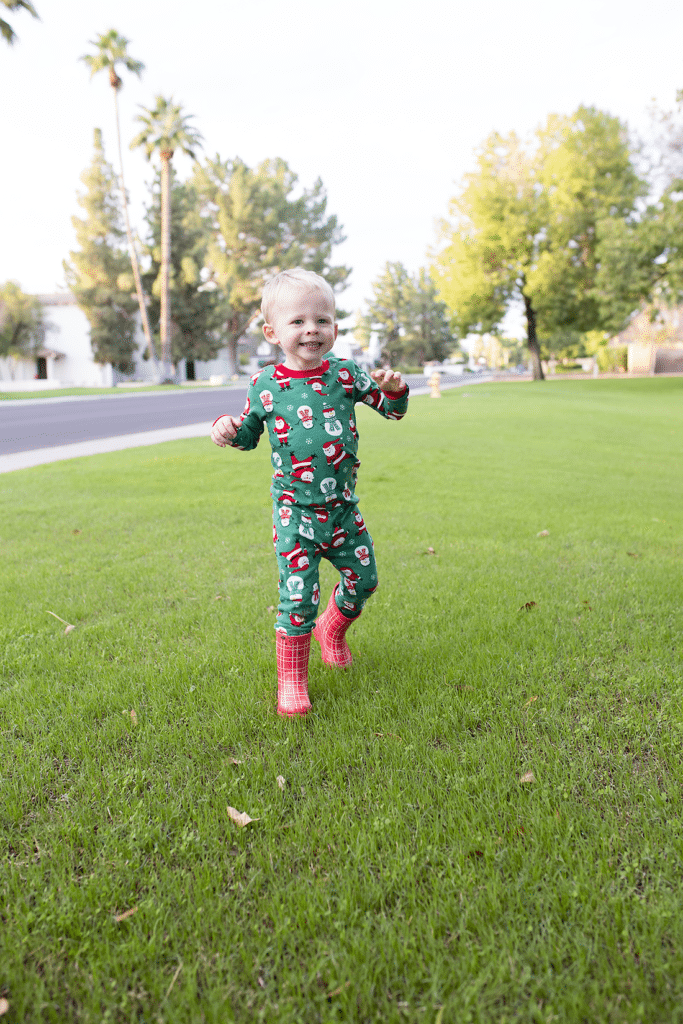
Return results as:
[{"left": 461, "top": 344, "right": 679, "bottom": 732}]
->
[{"left": 430, "top": 371, "right": 441, "bottom": 398}]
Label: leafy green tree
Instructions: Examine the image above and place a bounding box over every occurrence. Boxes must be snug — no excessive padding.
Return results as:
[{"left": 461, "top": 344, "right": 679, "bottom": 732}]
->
[
  {"left": 432, "top": 106, "right": 645, "bottom": 379},
  {"left": 357, "top": 262, "right": 454, "bottom": 366},
  {"left": 81, "top": 30, "right": 158, "bottom": 372},
  {"left": 1, "top": 0, "right": 38, "bottom": 45},
  {"left": 142, "top": 168, "right": 221, "bottom": 368},
  {"left": 193, "top": 156, "right": 350, "bottom": 374},
  {"left": 64, "top": 129, "right": 138, "bottom": 372},
  {"left": 595, "top": 180, "right": 683, "bottom": 328},
  {"left": 131, "top": 96, "right": 203, "bottom": 379},
  {"left": 0, "top": 281, "right": 45, "bottom": 365}
]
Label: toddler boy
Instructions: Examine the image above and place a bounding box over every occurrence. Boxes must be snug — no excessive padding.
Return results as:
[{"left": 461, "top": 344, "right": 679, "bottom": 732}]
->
[{"left": 211, "top": 268, "right": 409, "bottom": 715}]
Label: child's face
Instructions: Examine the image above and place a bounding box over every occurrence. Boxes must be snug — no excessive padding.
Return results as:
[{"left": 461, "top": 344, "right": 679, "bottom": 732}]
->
[{"left": 263, "top": 286, "right": 337, "bottom": 371}]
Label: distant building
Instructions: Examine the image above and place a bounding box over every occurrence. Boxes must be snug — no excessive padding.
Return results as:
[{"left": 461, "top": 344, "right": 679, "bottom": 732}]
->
[{"left": 616, "top": 303, "right": 683, "bottom": 374}]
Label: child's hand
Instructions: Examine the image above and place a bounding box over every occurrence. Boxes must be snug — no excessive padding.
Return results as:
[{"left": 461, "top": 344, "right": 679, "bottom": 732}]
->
[
  {"left": 211, "top": 415, "right": 241, "bottom": 447},
  {"left": 371, "top": 368, "right": 405, "bottom": 393}
]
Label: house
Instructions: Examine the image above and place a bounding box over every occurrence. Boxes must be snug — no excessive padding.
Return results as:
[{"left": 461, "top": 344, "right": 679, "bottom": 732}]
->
[{"left": 617, "top": 304, "right": 683, "bottom": 374}]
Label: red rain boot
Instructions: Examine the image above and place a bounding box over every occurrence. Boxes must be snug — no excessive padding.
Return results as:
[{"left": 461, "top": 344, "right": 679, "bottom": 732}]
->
[
  {"left": 276, "top": 631, "right": 312, "bottom": 716},
  {"left": 312, "top": 585, "right": 358, "bottom": 668}
]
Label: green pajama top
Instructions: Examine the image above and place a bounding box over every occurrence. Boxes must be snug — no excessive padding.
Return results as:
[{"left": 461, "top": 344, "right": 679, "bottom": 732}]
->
[{"left": 227, "top": 357, "right": 409, "bottom": 506}]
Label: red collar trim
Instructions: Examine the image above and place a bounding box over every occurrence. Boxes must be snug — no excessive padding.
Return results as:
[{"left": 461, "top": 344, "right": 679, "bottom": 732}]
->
[{"left": 274, "top": 360, "right": 329, "bottom": 378}]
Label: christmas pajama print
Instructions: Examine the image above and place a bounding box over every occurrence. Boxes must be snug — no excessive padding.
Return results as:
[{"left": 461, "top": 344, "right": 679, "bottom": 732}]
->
[{"left": 222, "top": 356, "right": 409, "bottom": 636}]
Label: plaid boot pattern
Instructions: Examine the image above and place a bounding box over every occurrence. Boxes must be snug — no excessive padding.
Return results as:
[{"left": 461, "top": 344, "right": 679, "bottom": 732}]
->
[
  {"left": 312, "top": 585, "right": 358, "bottom": 668},
  {"left": 276, "top": 631, "right": 312, "bottom": 716}
]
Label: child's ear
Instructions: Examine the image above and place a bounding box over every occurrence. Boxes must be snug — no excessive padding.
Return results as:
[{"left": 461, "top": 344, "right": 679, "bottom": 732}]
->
[{"left": 263, "top": 323, "right": 279, "bottom": 345}]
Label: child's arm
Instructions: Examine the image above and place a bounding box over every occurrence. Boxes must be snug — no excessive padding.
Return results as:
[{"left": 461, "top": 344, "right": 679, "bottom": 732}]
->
[
  {"left": 354, "top": 364, "right": 409, "bottom": 420},
  {"left": 211, "top": 415, "right": 242, "bottom": 448},
  {"left": 210, "top": 388, "right": 266, "bottom": 451},
  {"left": 370, "top": 368, "right": 406, "bottom": 394}
]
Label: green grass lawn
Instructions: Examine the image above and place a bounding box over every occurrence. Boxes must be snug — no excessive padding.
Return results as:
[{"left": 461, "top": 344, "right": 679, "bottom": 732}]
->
[{"left": 1, "top": 377, "right": 682, "bottom": 1023}]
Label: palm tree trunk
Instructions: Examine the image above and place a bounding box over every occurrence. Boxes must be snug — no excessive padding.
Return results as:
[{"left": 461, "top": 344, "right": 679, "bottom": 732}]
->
[
  {"left": 160, "top": 153, "right": 173, "bottom": 380},
  {"left": 523, "top": 291, "right": 545, "bottom": 381},
  {"left": 113, "top": 87, "right": 160, "bottom": 381}
]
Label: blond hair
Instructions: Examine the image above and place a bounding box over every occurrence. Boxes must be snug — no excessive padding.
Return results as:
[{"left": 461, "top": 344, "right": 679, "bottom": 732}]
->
[{"left": 261, "top": 268, "right": 335, "bottom": 325}]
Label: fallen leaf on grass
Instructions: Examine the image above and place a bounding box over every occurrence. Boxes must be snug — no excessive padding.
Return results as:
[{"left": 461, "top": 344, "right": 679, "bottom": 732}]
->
[
  {"left": 537, "top": 529, "right": 550, "bottom": 537},
  {"left": 276, "top": 775, "right": 286, "bottom": 790},
  {"left": 214, "top": 594, "right": 224, "bottom": 600},
  {"left": 627, "top": 552, "right": 639, "bottom": 558},
  {"left": 227, "top": 806, "right": 259, "bottom": 828},
  {"left": 519, "top": 771, "right": 536, "bottom": 784},
  {"left": 326, "top": 981, "right": 351, "bottom": 999},
  {"left": 130, "top": 709, "right": 138, "bottom": 726},
  {"left": 374, "top": 732, "right": 402, "bottom": 741},
  {"left": 229, "top": 758, "right": 244, "bottom": 766},
  {"left": 0, "top": 999, "right": 8, "bottom": 1016},
  {"left": 266, "top": 605, "right": 276, "bottom": 613},
  {"left": 114, "top": 905, "right": 138, "bottom": 922},
  {"left": 519, "top": 601, "right": 537, "bottom": 612},
  {"left": 523, "top": 695, "right": 538, "bottom": 709},
  {"left": 47, "top": 610, "right": 76, "bottom": 634},
  {"left": 422, "top": 546, "right": 437, "bottom": 555},
  {"left": 72, "top": 529, "right": 81, "bottom": 535}
]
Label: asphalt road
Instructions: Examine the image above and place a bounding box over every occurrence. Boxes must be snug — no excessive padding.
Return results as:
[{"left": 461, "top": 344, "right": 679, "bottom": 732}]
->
[{"left": 0, "top": 387, "right": 248, "bottom": 455}]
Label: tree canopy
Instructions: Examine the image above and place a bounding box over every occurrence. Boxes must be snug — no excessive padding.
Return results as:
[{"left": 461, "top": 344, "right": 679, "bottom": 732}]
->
[
  {"left": 193, "top": 156, "right": 350, "bottom": 374},
  {"left": 1, "top": 0, "right": 38, "bottom": 46},
  {"left": 431, "top": 106, "right": 645, "bottom": 378},
  {"left": 595, "top": 92, "right": 683, "bottom": 330},
  {"left": 64, "top": 128, "right": 138, "bottom": 371},
  {"left": 356, "top": 261, "right": 454, "bottom": 366},
  {"left": 0, "top": 280, "right": 45, "bottom": 360}
]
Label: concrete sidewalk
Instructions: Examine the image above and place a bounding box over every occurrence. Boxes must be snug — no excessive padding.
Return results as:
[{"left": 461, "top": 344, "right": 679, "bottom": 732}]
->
[{"left": 0, "top": 421, "right": 214, "bottom": 474}]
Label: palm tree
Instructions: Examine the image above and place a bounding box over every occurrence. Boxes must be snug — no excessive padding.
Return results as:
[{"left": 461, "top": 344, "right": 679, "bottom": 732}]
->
[
  {"left": 81, "top": 30, "right": 160, "bottom": 377},
  {"left": 131, "top": 96, "right": 203, "bottom": 380},
  {"left": 1, "top": 0, "right": 38, "bottom": 45}
]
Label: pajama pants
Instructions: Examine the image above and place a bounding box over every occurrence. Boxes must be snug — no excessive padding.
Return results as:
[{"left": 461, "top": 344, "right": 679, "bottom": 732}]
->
[{"left": 273, "top": 501, "right": 378, "bottom": 636}]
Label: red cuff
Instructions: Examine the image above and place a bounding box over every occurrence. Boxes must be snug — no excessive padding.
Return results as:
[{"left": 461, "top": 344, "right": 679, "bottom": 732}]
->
[{"left": 380, "top": 384, "right": 408, "bottom": 399}]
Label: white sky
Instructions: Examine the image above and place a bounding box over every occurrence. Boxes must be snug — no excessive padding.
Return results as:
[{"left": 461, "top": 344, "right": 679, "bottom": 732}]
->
[{"left": 2, "top": 0, "right": 682, "bottom": 330}]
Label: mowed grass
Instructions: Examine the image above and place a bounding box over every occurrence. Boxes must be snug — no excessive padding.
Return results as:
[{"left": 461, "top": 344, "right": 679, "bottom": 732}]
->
[{"left": 1, "top": 377, "right": 682, "bottom": 1024}]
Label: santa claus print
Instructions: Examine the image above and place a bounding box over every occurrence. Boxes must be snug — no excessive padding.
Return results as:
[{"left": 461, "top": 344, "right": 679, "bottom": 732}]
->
[
  {"left": 311, "top": 504, "right": 329, "bottom": 523},
  {"left": 289, "top": 612, "right": 305, "bottom": 628},
  {"left": 307, "top": 377, "right": 328, "bottom": 396},
  {"left": 278, "top": 505, "right": 292, "bottom": 527},
  {"left": 322, "top": 440, "right": 353, "bottom": 471},
  {"left": 337, "top": 367, "right": 354, "bottom": 395},
  {"left": 289, "top": 451, "right": 315, "bottom": 483},
  {"left": 349, "top": 415, "right": 358, "bottom": 440},
  {"left": 273, "top": 416, "right": 291, "bottom": 446},
  {"left": 353, "top": 510, "right": 368, "bottom": 535},
  {"left": 363, "top": 390, "right": 385, "bottom": 411},
  {"left": 331, "top": 525, "right": 348, "bottom": 548},
  {"left": 277, "top": 489, "right": 296, "bottom": 505},
  {"left": 273, "top": 366, "right": 292, "bottom": 390},
  {"left": 282, "top": 541, "right": 310, "bottom": 571}
]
